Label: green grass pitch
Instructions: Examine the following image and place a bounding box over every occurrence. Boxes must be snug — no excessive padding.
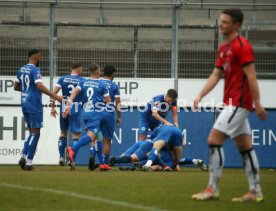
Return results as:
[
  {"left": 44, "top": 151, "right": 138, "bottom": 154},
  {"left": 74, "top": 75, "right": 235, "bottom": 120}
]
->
[{"left": 0, "top": 166, "right": 275, "bottom": 211}]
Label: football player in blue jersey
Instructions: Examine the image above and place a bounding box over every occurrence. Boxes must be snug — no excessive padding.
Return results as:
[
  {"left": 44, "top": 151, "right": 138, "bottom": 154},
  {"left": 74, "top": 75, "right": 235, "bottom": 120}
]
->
[
  {"left": 142, "top": 125, "right": 183, "bottom": 170},
  {"left": 50, "top": 62, "right": 84, "bottom": 166},
  {"left": 100, "top": 65, "right": 121, "bottom": 165},
  {"left": 14, "top": 49, "right": 63, "bottom": 171},
  {"left": 139, "top": 89, "right": 179, "bottom": 140},
  {"left": 64, "top": 63, "right": 112, "bottom": 171}
]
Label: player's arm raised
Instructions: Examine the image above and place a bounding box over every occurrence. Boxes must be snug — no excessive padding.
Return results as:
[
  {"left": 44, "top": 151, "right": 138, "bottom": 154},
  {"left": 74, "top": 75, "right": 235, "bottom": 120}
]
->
[
  {"left": 193, "top": 68, "right": 223, "bottom": 110},
  {"left": 243, "top": 63, "right": 267, "bottom": 120}
]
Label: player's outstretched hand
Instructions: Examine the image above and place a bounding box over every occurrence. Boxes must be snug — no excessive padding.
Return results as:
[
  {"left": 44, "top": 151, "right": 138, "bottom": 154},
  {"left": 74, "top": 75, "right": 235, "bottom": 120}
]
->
[
  {"left": 62, "top": 106, "right": 70, "bottom": 118},
  {"left": 255, "top": 103, "right": 267, "bottom": 120},
  {"left": 193, "top": 96, "right": 201, "bottom": 111},
  {"left": 50, "top": 108, "right": 58, "bottom": 118}
]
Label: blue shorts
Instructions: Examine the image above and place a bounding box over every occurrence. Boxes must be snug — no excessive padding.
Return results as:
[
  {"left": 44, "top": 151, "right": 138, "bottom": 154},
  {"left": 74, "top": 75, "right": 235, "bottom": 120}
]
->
[
  {"left": 122, "top": 141, "right": 153, "bottom": 161},
  {"left": 23, "top": 111, "right": 43, "bottom": 129},
  {"left": 83, "top": 112, "right": 102, "bottom": 135},
  {"left": 101, "top": 112, "right": 115, "bottom": 140},
  {"left": 59, "top": 107, "right": 82, "bottom": 133},
  {"left": 138, "top": 113, "right": 160, "bottom": 136},
  {"left": 153, "top": 126, "right": 182, "bottom": 147}
]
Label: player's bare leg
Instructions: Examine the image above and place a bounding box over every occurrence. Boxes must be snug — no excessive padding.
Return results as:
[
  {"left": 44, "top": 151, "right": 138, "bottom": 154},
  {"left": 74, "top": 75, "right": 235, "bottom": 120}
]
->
[
  {"left": 192, "top": 129, "right": 227, "bottom": 200},
  {"left": 232, "top": 135, "right": 263, "bottom": 202}
]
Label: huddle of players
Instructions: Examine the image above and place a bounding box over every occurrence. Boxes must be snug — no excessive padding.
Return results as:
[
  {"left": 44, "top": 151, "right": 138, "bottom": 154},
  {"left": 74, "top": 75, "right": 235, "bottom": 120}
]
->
[{"left": 52, "top": 62, "right": 206, "bottom": 172}]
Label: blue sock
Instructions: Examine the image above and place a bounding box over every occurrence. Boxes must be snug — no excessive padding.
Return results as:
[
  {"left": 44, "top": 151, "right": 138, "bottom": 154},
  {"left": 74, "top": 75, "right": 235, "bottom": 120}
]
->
[
  {"left": 154, "top": 157, "right": 167, "bottom": 167},
  {"left": 95, "top": 141, "right": 104, "bottom": 164},
  {"left": 27, "top": 133, "right": 40, "bottom": 161},
  {"left": 147, "top": 148, "right": 158, "bottom": 163},
  {"left": 72, "top": 135, "right": 90, "bottom": 153},
  {"left": 139, "top": 160, "right": 147, "bottom": 166},
  {"left": 22, "top": 133, "right": 32, "bottom": 157},
  {"left": 58, "top": 137, "right": 67, "bottom": 159},
  {"left": 179, "top": 157, "right": 194, "bottom": 165},
  {"left": 90, "top": 147, "right": 96, "bottom": 157},
  {"left": 104, "top": 154, "right": 110, "bottom": 164},
  {"left": 115, "top": 155, "right": 132, "bottom": 164},
  {"left": 73, "top": 138, "right": 79, "bottom": 147}
]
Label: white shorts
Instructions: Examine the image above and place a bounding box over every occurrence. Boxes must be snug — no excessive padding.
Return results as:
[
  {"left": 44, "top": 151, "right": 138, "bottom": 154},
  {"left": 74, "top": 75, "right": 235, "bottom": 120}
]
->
[{"left": 213, "top": 106, "right": 251, "bottom": 139}]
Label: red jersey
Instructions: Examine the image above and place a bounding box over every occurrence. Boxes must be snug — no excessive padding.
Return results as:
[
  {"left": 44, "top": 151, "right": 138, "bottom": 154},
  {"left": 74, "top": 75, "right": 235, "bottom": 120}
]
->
[{"left": 216, "top": 35, "right": 254, "bottom": 111}]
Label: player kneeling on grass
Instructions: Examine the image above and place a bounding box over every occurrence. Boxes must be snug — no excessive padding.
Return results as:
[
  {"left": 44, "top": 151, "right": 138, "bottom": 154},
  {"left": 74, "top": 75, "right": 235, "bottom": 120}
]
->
[
  {"left": 64, "top": 63, "right": 112, "bottom": 171},
  {"left": 142, "top": 125, "right": 182, "bottom": 171},
  {"left": 147, "top": 126, "right": 208, "bottom": 171}
]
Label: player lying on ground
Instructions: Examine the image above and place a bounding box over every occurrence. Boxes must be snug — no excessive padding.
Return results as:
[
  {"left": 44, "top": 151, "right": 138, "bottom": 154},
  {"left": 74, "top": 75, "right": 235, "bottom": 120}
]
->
[
  {"left": 191, "top": 8, "right": 267, "bottom": 202},
  {"left": 15, "top": 49, "right": 63, "bottom": 171},
  {"left": 100, "top": 65, "right": 121, "bottom": 166},
  {"left": 64, "top": 63, "right": 112, "bottom": 171},
  {"left": 139, "top": 89, "right": 178, "bottom": 140},
  {"left": 109, "top": 125, "right": 208, "bottom": 171},
  {"left": 50, "top": 61, "right": 84, "bottom": 166}
]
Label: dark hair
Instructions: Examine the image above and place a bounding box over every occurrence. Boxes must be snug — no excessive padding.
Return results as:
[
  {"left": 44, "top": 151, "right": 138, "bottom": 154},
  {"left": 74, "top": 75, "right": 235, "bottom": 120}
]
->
[
  {"left": 221, "top": 8, "right": 244, "bottom": 25},
  {"left": 28, "top": 49, "right": 40, "bottom": 58},
  {"left": 103, "top": 65, "right": 116, "bottom": 77},
  {"left": 71, "top": 61, "right": 82, "bottom": 69},
  {"left": 88, "top": 63, "right": 100, "bottom": 74},
  {"left": 167, "top": 89, "right": 178, "bottom": 100}
]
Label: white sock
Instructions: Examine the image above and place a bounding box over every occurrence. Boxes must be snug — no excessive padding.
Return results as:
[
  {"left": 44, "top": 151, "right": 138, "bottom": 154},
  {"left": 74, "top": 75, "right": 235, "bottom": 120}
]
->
[
  {"left": 208, "top": 145, "right": 224, "bottom": 191},
  {"left": 192, "top": 159, "right": 199, "bottom": 165},
  {"left": 26, "top": 159, "right": 33, "bottom": 166},
  {"left": 241, "top": 148, "right": 262, "bottom": 196},
  {"left": 145, "top": 160, "right": 153, "bottom": 167},
  {"left": 22, "top": 154, "right": 27, "bottom": 159}
]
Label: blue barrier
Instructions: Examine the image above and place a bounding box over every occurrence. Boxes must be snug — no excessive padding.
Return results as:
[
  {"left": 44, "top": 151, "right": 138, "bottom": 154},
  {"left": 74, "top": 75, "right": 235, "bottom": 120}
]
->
[{"left": 72, "top": 109, "right": 276, "bottom": 168}]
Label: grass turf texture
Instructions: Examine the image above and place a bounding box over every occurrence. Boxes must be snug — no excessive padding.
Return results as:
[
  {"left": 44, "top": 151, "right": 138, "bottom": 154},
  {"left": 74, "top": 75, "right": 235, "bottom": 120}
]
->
[{"left": 0, "top": 166, "right": 275, "bottom": 211}]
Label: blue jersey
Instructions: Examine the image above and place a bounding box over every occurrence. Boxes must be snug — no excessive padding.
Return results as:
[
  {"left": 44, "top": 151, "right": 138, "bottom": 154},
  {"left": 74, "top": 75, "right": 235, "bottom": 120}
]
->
[
  {"left": 16, "top": 64, "right": 43, "bottom": 113},
  {"left": 143, "top": 94, "right": 177, "bottom": 119},
  {"left": 150, "top": 125, "right": 182, "bottom": 148},
  {"left": 56, "top": 74, "right": 83, "bottom": 102},
  {"left": 76, "top": 78, "right": 109, "bottom": 118},
  {"left": 101, "top": 79, "right": 120, "bottom": 113}
]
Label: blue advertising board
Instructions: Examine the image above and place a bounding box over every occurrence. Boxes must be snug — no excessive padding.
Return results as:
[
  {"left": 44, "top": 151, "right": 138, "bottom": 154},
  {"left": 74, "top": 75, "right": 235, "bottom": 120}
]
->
[{"left": 72, "top": 109, "right": 276, "bottom": 168}]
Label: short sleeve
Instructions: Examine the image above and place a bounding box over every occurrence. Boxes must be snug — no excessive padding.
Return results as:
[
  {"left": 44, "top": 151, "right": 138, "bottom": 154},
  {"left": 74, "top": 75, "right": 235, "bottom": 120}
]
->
[
  {"left": 76, "top": 80, "right": 83, "bottom": 90},
  {"left": 215, "top": 48, "right": 223, "bottom": 69},
  {"left": 32, "top": 67, "right": 43, "bottom": 84},
  {"left": 56, "top": 77, "right": 63, "bottom": 88},
  {"left": 114, "top": 84, "right": 120, "bottom": 98},
  {"left": 101, "top": 82, "right": 109, "bottom": 97},
  {"left": 171, "top": 100, "right": 177, "bottom": 111},
  {"left": 237, "top": 41, "right": 255, "bottom": 67}
]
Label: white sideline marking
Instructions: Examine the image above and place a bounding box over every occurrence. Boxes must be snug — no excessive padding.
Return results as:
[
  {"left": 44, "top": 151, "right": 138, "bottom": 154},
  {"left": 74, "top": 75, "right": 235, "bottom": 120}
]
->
[{"left": 0, "top": 183, "right": 165, "bottom": 211}]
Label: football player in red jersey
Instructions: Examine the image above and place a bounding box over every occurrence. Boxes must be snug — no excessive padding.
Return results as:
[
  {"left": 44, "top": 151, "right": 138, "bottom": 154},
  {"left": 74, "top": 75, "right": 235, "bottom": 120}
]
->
[{"left": 191, "top": 8, "right": 267, "bottom": 202}]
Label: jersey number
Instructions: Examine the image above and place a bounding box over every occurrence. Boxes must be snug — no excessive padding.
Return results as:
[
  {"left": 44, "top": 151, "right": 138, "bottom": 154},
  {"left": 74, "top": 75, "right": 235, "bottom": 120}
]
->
[
  {"left": 68, "top": 84, "right": 75, "bottom": 94},
  {"left": 20, "top": 74, "right": 30, "bottom": 91},
  {"left": 86, "top": 87, "right": 94, "bottom": 100}
]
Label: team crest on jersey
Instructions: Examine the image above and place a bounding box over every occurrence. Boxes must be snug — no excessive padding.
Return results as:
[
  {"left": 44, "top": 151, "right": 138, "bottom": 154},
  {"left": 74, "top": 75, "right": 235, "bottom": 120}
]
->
[{"left": 141, "top": 127, "right": 146, "bottom": 132}]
